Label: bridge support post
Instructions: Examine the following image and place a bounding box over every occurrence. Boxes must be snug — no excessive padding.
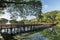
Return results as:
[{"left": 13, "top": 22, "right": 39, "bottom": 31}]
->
[
  {"left": 30, "top": 26, "right": 33, "bottom": 31},
  {"left": 23, "top": 26, "right": 25, "bottom": 32},
  {"left": 10, "top": 28, "right": 12, "bottom": 34},
  {"left": 7, "top": 28, "right": 8, "bottom": 33},
  {"left": 0, "top": 25, "right": 2, "bottom": 34},
  {"left": 1, "top": 33, "right": 15, "bottom": 40},
  {"left": 20, "top": 27, "right": 22, "bottom": 33},
  {"left": 10, "top": 25, "right": 13, "bottom": 34},
  {"left": 14, "top": 28, "right": 15, "bottom": 34}
]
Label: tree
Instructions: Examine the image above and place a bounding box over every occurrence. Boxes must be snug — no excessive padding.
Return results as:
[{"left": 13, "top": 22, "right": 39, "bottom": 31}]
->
[
  {"left": 0, "top": 18, "right": 8, "bottom": 24},
  {"left": 9, "top": 20, "right": 18, "bottom": 23},
  {"left": 47, "top": 11, "right": 58, "bottom": 23},
  {"left": 18, "top": 20, "right": 25, "bottom": 24},
  {"left": 0, "top": 0, "right": 42, "bottom": 20},
  {"left": 39, "top": 11, "right": 60, "bottom": 40},
  {"left": 37, "top": 14, "right": 43, "bottom": 22},
  {"left": 55, "top": 12, "right": 60, "bottom": 23}
]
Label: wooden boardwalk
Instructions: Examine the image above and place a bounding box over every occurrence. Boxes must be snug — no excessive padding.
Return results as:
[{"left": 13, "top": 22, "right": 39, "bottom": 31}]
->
[
  {"left": 0, "top": 23, "right": 56, "bottom": 28},
  {"left": 0, "top": 23, "right": 56, "bottom": 34},
  {"left": 0, "top": 23, "right": 56, "bottom": 40}
]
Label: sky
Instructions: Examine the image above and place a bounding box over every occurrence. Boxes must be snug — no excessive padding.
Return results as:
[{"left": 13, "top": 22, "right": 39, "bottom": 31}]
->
[
  {"left": 0, "top": 0, "right": 60, "bottom": 20},
  {"left": 41, "top": 0, "right": 60, "bottom": 13}
]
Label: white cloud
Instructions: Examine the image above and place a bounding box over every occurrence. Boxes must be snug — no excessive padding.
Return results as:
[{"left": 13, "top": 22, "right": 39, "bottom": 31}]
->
[{"left": 43, "top": 5, "right": 48, "bottom": 9}]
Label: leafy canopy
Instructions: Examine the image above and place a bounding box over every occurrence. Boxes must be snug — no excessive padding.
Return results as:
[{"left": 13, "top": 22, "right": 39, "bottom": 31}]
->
[
  {"left": 0, "top": 18, "right": 8, "bottom": 24},
  {"left": 1, "top": 0, "right": 42, "bottom": 20}
]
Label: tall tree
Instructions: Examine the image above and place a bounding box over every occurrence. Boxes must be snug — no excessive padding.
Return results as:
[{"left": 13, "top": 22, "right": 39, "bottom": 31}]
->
[
  {"left": 47, "top": 11, "right": 58, "bottom": 23},
  {"left": 0, "top": 0, "right": 42, "bottom": 20}
]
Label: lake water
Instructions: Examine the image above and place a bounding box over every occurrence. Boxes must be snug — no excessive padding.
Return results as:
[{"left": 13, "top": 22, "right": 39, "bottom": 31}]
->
[{"left": 21, "top": 32, "right": 48, "bottom": 40}]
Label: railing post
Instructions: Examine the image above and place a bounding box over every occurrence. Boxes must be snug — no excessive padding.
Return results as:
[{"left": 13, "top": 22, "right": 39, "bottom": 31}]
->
[
  {"left": 31, "top": 25, "right": 33, "bottom": 31},
  {"left": 20, "top": 27, "right": 23, "bottom": 33},
  {"left": 20, "top": 27, "right": 21, "bottom": 33},
  {"left": 25, "top": 27, "right": 27, "bottom": 31},
  {"left": 17, "top": 28, "right": 19, "bottom": 34},
  {"left": 6, "top": 25, "right": 8, "bottom": 33},
  {"left": 23, "top": 26, "right": 25, "bottom": 32},
  {"left": 7, "top": 28, "right": 8, "bottom": 33},
  {"left": 0, "top": 25, "right": 2, "bottom": 33},
  {"left": 14, "top": 28, "right": 15, "bottom": 34},
  {"left": 10, "top": 25, "right": 12, "bottom": 34}
]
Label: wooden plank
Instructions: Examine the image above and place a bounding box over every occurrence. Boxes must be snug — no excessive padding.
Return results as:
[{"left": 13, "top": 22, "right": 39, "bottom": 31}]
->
[{"left": 0, "top": 23, "right": 56, "bottom": 29}]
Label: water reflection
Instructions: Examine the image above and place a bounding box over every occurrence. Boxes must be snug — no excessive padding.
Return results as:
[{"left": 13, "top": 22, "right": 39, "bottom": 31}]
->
[
  {"left": 0, "top": 29, "right": 48, "bottom": 40},
  {"left": 19, "top": 33, "right": 48, "bottom": 40},
  {"left": 27, "top": 33, "right": 48, "bottom": 40}
]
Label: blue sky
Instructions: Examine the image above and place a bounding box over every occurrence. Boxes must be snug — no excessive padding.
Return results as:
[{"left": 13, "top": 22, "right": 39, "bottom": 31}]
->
[
  {"left": 41, "top": 0, "right": 60, "bottom": 12},
  {"left": 0, "top": 0, "right": 60, "bottom": 20}
]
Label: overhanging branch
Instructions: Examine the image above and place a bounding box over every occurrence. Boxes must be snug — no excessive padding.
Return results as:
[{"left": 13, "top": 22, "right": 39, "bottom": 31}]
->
[{"left": 0, "top": 1, "right": 26, "bottom": 4}]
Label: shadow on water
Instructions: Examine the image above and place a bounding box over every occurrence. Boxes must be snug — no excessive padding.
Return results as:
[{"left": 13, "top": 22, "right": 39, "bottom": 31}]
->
[
  {"left": 0, "top": 33, "right": 49, "bottom": 40},
  {"left": 1, "top": 33, "right": 16, "bottom": 40}
]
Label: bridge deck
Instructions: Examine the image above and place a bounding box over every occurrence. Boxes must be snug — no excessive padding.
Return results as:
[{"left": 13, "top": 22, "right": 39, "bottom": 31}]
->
[
  {"left": 0, "top": 23, "right": 56, "bottom": 34},
  {"left": 0, "top": 23, "right": 56, "bottom": 28}
]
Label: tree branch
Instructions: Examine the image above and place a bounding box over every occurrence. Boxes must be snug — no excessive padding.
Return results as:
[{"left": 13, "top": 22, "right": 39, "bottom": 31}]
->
[{"left": 0, "top": 1, "right": 26, "bottom": 4}]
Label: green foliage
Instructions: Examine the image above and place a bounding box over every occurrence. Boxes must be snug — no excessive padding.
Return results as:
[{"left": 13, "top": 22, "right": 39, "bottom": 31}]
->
[
  {"left": 22, "top": 10, "right": 60, "bottom": 40},
  {"left": 38, "top": 10, "right": 60, "bottom": 40},
  {"left": 40, "top": 26, "right": 60, "bottom": 40},
  {"left": 0, "top": 0, "right": 42, "bottom": 20},
  {"left": 18, "top": 20, "right": 25, "bottom": 24},
  {"left": 9, "top": 20, "right": 18, "bottom": 23},
  {"left": 5, "top": 0, "right": 42, "bottom": 20},
  {"left": 22, "top": 10, "right": 60, "bottom": 24},
  {"left": 0, "top": 18, "right": 8, "bottom": 24},
  {"left": 37, "top": 11, "right": 60, "bottom": 23},
  {"left": 0, "top": 10, "right": 4, "bottom": 14}
]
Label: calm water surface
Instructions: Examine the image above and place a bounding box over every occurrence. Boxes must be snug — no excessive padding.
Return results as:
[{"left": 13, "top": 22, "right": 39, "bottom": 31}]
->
[{"left": 24, "top": 32, "right": 48, "bottom": 40}]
